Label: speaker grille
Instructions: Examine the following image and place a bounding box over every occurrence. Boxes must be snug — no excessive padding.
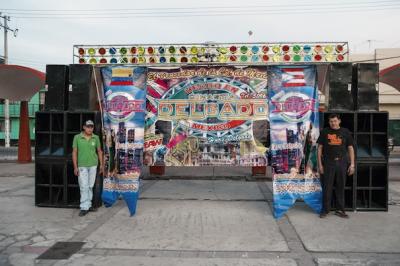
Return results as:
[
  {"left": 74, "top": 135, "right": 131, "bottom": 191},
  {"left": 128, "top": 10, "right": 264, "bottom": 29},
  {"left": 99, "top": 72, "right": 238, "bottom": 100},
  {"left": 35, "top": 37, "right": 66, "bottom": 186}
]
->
[
  {"left": 45, "top": 65, "right": 69, "bottom": 111},
  {"left": 68, "top": 64, "right": 97, "bottom": 111}
]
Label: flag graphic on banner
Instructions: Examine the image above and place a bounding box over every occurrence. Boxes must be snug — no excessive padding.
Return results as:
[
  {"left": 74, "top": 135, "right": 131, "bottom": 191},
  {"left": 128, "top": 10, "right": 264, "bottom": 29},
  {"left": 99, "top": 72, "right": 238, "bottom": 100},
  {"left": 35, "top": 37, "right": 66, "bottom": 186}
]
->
[
  {"left": 110, "top": 68, "right": 134, "bottom": 86},
  {"left": 281, "top": 68, "right": 306, "bottom": 87}
]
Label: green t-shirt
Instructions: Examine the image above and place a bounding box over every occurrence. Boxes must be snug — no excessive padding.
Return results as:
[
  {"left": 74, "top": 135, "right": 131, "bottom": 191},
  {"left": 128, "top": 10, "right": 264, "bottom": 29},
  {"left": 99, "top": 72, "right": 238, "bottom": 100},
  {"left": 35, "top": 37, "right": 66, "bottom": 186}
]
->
[{"left": 72, "top": 133, "right": 101, "bottom": 167}]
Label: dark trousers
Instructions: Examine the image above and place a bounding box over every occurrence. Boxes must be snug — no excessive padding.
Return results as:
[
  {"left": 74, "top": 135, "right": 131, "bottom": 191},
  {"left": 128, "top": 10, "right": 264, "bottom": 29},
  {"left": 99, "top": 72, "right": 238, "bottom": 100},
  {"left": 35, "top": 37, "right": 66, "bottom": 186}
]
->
[{"left": 321, "top": 160, "right": 347, "bottom": 213}]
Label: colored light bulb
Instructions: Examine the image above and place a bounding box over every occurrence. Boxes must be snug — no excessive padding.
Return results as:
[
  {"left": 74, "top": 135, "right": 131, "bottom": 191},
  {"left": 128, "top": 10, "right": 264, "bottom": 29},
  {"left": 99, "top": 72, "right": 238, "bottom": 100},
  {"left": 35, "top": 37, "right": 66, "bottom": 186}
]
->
[
  {"left": 179, "top": 46, "right": 187, "bottom": 54},
  {"left": 120, "top": 47, "right": 127, "bottom": 55},
  {"left": 240, "top": 55, "right": 248, "bottom": 62},
  {"left": 293, "top": 54, "right": 301, "bottom": 62},
  {"left": 190, "top": 46, "right": 198, "bottom": 54},
  {"left": 88, "top": 48, "right": 96, "bottom": 56},
  {"left": 251, "top": 46, "right": 259, "bottom": 54},
  {"left": 138, "top": 57, "right": 146, "bottom": 64},
  {"left": 169, "top": 46, "right": 176, "bottom": 54},
  {"left": 98, "top": 48, "right": 106, "bottom": 55},
  {"left": 303, "top": 45, "right": 311, "bottom": 54},
  {"left": 109, "top": 47, "right": 117, "bottom": 55},
  {"left": 138, "top": 47, "right": 145, "bottom": 55},
  {"left": 240, "top": 46, "right": 248, "bottom": 54},
  {"left": 293, "top": 45, "right": 301, "bottom": 54},
  {"left": 272, "top": 46, "right": 280, "bottom": 54}
]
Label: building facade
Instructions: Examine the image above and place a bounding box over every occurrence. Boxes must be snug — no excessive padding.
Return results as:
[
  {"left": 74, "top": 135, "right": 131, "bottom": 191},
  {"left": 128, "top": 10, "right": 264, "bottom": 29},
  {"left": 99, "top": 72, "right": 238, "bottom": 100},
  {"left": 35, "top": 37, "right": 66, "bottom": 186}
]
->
[{"left": 0, "top": 91, "right": 42, "bottom": 144}]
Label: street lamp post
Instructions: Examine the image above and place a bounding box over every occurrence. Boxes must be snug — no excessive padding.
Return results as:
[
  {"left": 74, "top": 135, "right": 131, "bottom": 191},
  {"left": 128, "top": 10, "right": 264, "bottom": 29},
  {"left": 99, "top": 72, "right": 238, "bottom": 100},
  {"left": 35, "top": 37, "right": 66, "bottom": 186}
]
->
[{"left": 0, "top": 14, "right": 18, "bottom": 147}]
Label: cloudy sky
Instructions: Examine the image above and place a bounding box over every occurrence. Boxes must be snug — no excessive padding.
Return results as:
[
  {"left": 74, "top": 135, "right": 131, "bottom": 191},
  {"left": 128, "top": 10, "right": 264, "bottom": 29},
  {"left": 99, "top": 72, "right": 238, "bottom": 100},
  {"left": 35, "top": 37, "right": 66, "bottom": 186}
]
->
[{"left": 1, "top": 0, "right": 399, "bottom": 71}]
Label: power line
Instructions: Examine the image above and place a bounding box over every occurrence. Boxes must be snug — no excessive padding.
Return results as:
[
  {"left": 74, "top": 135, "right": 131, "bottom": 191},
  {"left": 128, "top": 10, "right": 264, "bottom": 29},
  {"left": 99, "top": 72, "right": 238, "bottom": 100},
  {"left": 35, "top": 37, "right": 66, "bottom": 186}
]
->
[
  {"left": 352, "top": 55, "right": 400, "bottom": 63},
  {"left": 5, "top": 3, "right": 400, "bottom": 16},
  {"left": 6, "top": 5, "right": 400, "bottom": 20},
  {"left": 1, "top": 1, "right": 400, "bottom": 18},
  {"left": 1, "top": 0, "right": 398, "bottom": 12}
]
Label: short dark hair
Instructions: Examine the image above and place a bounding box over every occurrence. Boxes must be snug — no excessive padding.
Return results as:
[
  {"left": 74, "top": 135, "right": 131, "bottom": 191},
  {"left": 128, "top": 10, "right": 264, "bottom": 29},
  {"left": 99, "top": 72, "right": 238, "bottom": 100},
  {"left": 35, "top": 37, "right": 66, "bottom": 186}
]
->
[{"left": 328, "top": 113, "right": 341, "bottom": 120}]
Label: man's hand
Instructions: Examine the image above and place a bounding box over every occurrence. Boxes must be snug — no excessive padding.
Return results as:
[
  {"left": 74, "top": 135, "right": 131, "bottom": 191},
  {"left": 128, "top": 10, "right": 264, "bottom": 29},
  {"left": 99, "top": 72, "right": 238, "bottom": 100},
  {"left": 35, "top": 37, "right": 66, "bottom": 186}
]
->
[
  {"left": 347, "top": 165, "right": 355, "bottom": 176},
  {"left": 98, "top": 165, "right": 104, "bottom": 175},
  {"left": 74, "top": 167, "right": 79, "bottom": 177},
  {"left": 319, "top": 165, "right": 324, "bottom": 175}
]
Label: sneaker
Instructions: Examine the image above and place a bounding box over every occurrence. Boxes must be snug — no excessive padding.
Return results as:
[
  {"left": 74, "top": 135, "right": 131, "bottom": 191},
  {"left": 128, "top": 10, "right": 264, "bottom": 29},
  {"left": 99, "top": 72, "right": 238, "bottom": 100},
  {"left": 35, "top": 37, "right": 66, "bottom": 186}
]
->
[
  {"left": 89, "top": 207, "right": 97, "bottom": 212},
  {"left": 335, "top": 210, "right": 349, "bottom": 218},
  {"left": 319, "top": 212, "right": 328, "bottom": 218},
  {"left": 79, "top": 210, "right": 89, "bottom": 217}
]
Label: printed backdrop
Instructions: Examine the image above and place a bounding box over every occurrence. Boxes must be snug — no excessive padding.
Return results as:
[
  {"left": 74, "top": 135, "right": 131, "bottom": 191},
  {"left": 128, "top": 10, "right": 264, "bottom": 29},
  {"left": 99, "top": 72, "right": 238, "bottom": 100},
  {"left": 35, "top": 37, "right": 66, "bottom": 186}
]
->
[
  {"left": 268, "top": 66, "right": 322, "bottom": 218},
  {"left": 98, "top": 65, "right": 322, "bottom": 218},
  {"left": 144, "top": 66, "right": 269, "bottom": 167}
]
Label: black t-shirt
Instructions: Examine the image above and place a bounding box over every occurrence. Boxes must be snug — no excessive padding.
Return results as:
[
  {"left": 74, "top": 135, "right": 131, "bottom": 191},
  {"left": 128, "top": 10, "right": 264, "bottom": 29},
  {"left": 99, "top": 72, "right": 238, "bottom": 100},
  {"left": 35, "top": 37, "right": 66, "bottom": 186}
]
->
[{"left": 317, "top": 127, "right": 354, "bottom": 161}]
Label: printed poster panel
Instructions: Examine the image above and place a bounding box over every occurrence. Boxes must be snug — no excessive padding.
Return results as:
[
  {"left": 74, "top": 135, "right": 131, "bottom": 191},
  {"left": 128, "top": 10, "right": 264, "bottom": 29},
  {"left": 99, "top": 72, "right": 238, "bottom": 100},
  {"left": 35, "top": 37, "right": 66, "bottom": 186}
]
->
[
  {"left": 101, "top": 66, "right": 147, "bottom": 216},
  {"left": 144, "top": 66, "right": 269, "bottom": 166},
  {"left": 268, "top": 66, "right": 322, "bottom": 218}
]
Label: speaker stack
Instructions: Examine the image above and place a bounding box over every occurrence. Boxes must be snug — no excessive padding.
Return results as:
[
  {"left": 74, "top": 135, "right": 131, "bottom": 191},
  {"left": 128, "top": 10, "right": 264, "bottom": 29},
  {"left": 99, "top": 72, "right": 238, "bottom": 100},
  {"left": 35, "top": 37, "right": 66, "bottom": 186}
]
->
[
  {"left": 35, "top": 64, "right": 102, "bottom": 208},
  {"left": 322, "top": 62, "right": 388, "bottom": 211}
]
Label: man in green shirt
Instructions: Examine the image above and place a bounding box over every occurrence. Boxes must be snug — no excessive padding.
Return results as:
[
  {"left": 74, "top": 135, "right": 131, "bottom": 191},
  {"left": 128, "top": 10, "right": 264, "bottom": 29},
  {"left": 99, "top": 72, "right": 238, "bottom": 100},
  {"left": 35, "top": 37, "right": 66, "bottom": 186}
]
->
[{"left": 72, "top": 120, "right": 103, "bottom": 217}]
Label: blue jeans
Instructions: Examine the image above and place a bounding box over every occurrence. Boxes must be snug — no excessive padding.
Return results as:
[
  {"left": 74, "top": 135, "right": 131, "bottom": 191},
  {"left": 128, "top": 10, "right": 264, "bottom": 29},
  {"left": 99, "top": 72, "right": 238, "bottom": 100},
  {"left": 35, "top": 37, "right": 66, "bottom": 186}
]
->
[{"left": 78, "top": 166, "right": 97, "bottom": 211}]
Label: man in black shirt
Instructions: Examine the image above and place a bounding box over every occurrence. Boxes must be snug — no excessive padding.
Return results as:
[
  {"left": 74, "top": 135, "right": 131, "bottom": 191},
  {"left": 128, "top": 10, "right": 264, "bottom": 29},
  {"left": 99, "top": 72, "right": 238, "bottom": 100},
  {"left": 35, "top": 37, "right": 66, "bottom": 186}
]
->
[{"left": 317, "top": 113, "right": 355, "bottom": 218}]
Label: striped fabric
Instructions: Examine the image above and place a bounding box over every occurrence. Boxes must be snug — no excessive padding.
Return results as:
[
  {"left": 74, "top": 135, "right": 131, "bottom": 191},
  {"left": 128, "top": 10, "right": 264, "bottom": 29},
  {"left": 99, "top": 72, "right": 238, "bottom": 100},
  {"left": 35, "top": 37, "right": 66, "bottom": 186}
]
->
[
  {"left": 281, "top": 68, "right": 306, "bottom": 87},
  {"left": 110, "top": 68, "right": 134, "bottom": 86}
]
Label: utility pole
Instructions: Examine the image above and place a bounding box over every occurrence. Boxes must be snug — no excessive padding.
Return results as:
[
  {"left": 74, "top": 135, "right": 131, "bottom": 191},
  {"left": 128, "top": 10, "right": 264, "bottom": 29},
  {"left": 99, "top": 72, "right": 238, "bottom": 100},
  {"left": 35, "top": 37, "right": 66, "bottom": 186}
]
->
[{"left": 0, "top": 13, "right": 18, "bottom": 147}]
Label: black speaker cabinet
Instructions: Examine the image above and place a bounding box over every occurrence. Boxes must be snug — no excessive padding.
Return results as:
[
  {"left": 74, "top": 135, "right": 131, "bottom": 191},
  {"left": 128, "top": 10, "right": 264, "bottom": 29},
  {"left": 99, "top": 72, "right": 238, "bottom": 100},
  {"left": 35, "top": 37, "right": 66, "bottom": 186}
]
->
[
  {"left": 35, "top": 112, "right": 66, "bottom": 157},
  {"left": 35, "top": 158, "right": 103, "bottom": 208},
  {"left": 326, "top": 63, "right": 354, "bottom": 111},
  {"left": 355, "top": 112, "right": 388, "bottom": 160},
  {"left": 68, "top": 64, "right": 98, "bottom": 111},
  {"left": 352, "top": 63, "right": 379, "bottom": 111},
  {"left": 45, "top": 65, "right": 69, "bottom": 111}
]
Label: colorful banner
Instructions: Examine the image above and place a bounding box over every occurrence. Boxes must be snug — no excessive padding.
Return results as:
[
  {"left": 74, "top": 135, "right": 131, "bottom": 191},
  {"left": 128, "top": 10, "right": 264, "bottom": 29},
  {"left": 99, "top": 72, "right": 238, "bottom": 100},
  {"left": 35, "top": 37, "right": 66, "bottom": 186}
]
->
[
  {"left": 268, "top": 66, "right": 322, "bottom": 218},
  {"left": 101, "top": 66, "right": 147, "bottom": 216},
  {"left": 144, "top": 66, "right": 269, "bottom": 166}
]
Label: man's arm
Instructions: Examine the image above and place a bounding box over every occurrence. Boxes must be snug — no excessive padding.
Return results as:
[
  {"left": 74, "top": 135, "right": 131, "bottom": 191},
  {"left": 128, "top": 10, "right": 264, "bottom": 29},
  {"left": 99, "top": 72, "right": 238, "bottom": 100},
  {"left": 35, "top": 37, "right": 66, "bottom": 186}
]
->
[
  {"left": 97, "top": 147, "right": 104, "bottom": 175},
  {"left": 347, "top": 145, "right": 355, "bottom": 175},
  {"left": 96, "top": 136, "right": 104, "bottom": 175},
  {"left": 318, "top": 144, "right": 324, "bottom": 174},
  {"left": 346, "top": 129, "right": 355, "bottom": 175},
  {"left": 72, "top": 147, "right": 79, "bottom": 176}
]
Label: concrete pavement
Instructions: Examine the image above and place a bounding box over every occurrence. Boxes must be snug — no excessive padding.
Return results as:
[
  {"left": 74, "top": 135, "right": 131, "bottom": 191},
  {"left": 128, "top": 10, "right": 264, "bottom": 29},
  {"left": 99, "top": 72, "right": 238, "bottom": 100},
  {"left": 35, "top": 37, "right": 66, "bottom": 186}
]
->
[{"left": 0, "top": 164, "right": 400, "bottom": 265}]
